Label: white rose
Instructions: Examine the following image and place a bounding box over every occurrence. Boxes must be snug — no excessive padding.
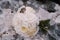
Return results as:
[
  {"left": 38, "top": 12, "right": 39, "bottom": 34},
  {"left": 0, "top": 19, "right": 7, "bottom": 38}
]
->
[{"left": 12, "top": 6, "right": 39, "bottom": 37}]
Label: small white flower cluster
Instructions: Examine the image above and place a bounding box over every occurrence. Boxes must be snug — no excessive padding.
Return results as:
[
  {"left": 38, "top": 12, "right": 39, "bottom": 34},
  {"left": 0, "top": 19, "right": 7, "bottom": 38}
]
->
[
  {"left": 2, "top": 33, "right": 14, "bottom": 40},
  {"left": 36, "top": 4, "right": 60, "bottom": 24},
  {"left": 12, "top": 6, "right": 39, "bottom": 38}
]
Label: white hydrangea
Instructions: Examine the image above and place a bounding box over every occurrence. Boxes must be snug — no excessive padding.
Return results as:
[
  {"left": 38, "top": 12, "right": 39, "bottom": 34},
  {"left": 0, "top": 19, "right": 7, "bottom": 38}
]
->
[
  {"left": 36, "top": 7, "right": 50, "bottom": 20},
  {"left": 12, "top": 6, "right": 39, "bottom": 37},
  {"left": 35, "top": 7, "right": 60, "bottom": 25},
  {"left": 55, "top": 16, "right": 60, "bottom": 23},
  {"left": 2, "top": 34, "right": 14, "bottom": 40},
  {"left": 0, "top": 9, "right": 13, "bottom": 34}
]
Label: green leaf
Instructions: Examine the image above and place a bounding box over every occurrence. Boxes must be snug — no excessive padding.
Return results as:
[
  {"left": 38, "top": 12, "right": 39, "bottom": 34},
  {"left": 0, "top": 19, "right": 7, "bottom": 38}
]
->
[{"left": 38, "top": 19, "right": 50, "bottom": 34}]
